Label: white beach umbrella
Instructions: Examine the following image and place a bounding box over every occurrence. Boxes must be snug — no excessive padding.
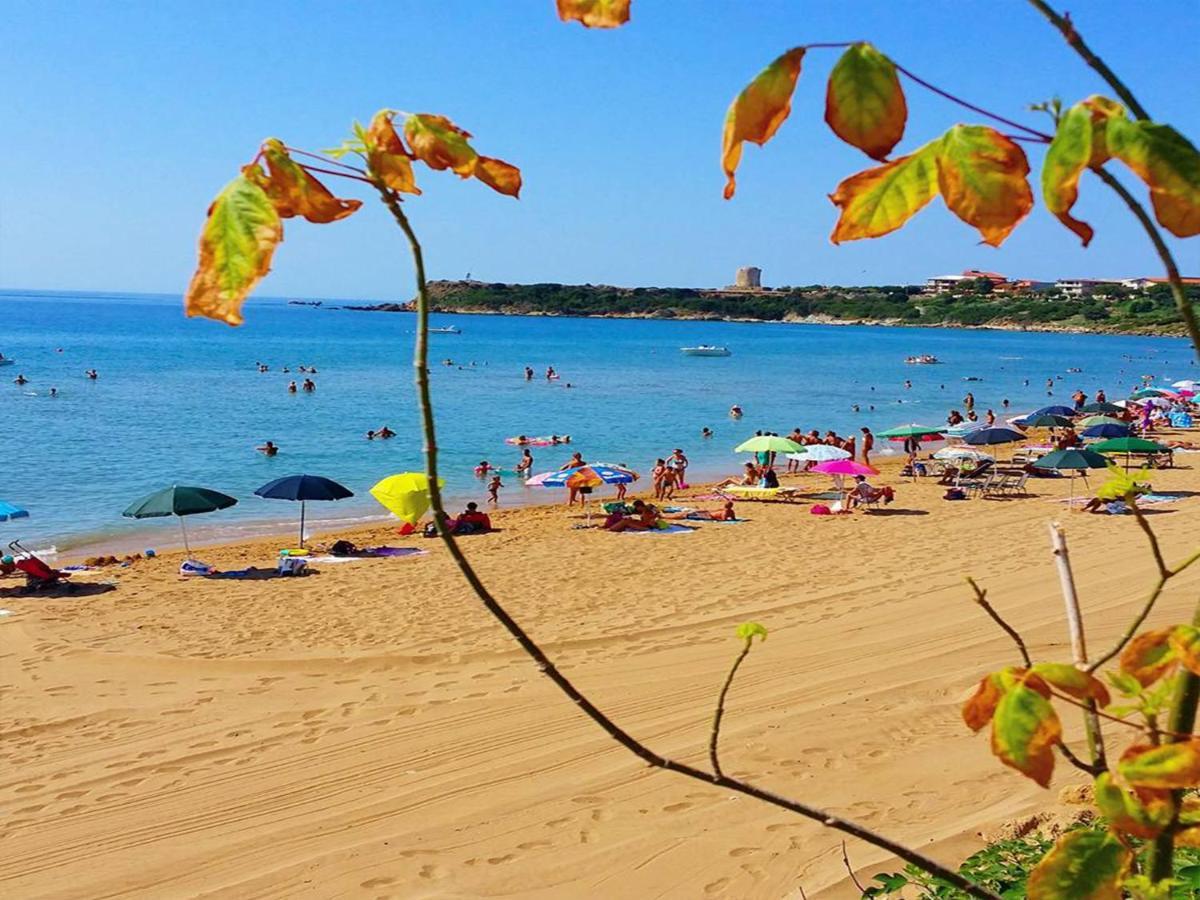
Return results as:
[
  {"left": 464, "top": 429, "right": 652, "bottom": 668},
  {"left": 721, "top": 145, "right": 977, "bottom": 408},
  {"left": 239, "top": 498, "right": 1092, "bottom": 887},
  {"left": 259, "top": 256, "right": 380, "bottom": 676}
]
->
[
  {"left": 1173, "top": 380, "right": 1198, "bottom": 389},
  {"left": 786, "top": 445, "right": 851, "bottom": 462},
  {"left": 933, "top": 447, "right": 994, "bottom": 462}
]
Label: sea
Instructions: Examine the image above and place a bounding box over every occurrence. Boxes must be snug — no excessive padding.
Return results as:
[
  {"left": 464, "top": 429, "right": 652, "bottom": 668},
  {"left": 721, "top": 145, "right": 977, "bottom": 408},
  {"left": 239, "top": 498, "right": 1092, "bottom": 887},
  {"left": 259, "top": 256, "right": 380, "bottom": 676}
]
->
[{"left": 2, "top": 289, "right": 1195, "bottom": 555}]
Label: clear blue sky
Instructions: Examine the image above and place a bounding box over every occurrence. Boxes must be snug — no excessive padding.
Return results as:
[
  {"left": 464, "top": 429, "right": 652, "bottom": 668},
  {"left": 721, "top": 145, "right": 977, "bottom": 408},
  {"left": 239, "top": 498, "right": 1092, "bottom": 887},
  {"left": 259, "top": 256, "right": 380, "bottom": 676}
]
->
[{"left": 1, "top": 0, "right": 1196, "bottom": 299}]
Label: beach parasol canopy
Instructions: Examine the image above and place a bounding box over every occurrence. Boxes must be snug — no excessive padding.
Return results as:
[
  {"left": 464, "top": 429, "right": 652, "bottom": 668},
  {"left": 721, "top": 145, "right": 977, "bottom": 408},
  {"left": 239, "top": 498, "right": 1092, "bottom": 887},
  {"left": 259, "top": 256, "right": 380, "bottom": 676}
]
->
[
  {"left": 1033, "top": 405, "right": 1078, "bottom": 418},
  {"left": 963, "top": 426, "right": 1026, "bottom": 446},
  {"left": 526, "top": 464, "right": 638, "bottom": 488},
  {"left": 369, "top": 473, "right": 444, "bottom": 525},
  {"left": 944, "top": 421, "right": 986, "bottom": 439},
  {"left": 1078, "top": 415, "right": 1126, "bottom": 427},
  {"left": 785, "top": 445, "right": 851, "bottom": 462},
  {"left": 1172, "top": 380, "right": 1198, "bottom": 390},
  {"left": 1017, "top": 414, "right": 1073, "bottom": 428},
  {"left": 1131, "top": 388, "right": 1171, "bottom": 399},
  {"left": 877, "top": 423, "right": 944, "bottom": 440},
  {"left": 122, "top": 485, "right": 238, "bottom": 558},
  {"left": 1091, "top": 436, "right": 1170, "bottom": 470},
  {"left": 1033, "top": 448, "right": 1110, "bottom": 504},
  {"left": 734, "top": 435, "right": 803, "bottom": 454},
  {"left": 1079, "top": 401, "right": 1124, "bottom": 414},
  {"left": 1081, "top": 423, "right": 1132, "bottom": 439},
  {"left": 809, "top": 459, "right": 879, "bottom": 476},
  {"left": 0, "top": 500, "right": 30, "bottom": 522},
  {"left": 254, "top": 474, "right": 354, "bottom": 545},
  {"left": 932, "top": 447, "right": 994, "bottom": 462}
]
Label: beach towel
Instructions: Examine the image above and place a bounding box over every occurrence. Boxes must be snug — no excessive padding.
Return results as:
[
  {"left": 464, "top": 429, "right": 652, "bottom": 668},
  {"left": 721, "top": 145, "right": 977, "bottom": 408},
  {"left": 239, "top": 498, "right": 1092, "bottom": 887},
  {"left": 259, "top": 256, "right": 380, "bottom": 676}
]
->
[{"left": 626, "top": 523, "right": 696, "bottom": 535}]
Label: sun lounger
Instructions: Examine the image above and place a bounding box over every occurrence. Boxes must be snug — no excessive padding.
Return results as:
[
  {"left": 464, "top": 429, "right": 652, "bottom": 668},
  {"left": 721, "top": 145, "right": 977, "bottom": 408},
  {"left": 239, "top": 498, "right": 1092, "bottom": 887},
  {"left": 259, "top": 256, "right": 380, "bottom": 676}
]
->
[
  {"left": 8, "top": 541, "right": 72, "bottom": 593},
  {"left": 720, "top": 485, "right": 799, "bottom": 502}
]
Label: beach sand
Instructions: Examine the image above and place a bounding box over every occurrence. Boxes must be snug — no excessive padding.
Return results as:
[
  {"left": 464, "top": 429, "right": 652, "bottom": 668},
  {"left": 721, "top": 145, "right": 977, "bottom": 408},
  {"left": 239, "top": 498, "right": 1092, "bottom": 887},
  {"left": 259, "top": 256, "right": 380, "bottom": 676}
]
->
[{"left": 2, "top": 454, "right": 1199, "bottom": 898}]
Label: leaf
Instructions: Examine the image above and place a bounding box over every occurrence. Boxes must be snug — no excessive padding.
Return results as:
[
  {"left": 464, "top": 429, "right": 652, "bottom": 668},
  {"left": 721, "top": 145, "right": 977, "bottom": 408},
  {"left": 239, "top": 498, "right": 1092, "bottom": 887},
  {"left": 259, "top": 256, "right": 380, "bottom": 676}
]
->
[
  {"left": 1096, "top": 462, "right": 1148, "bottom": 501},
  {"left": 1169, "top": 625, "right": 1200, "bottom": 676},
  {"left": 1120, "top": 741, "right": 1200, "bottom": 789},
  {"left": 555, "top": 0, "right": 630, "bottom": 28},
  {"left": 1092, "top": 772, "right": 1172, "bottom": 839},
  {"left": 963, "top": 670, "right": 1009, "bottom": 732},
  {"left": 824, "top": 42, "right": 906, "bottom": 161},
  {"left": 1030, "top": 663, "right": 1111, "bottom": 706},
  {"left": 721, "top": 47, "right": 806, "bottom": 200},
  {"left": 1041, "top": 104, "right": 1096, "bottom": 246},
  {"left": 1120, "top": 628, "right": 1178, "bottom": 687},
  {"left": 1104, "top": 670, "right": 1144, "bottom": 698},
  {"left": 365, "top": 111, "right": 421, "bottom": 195},
  {"left": 936, "top": 125, "right": 1033, "bottom": 246},
  {"left": 991, "top": 680, "right": 1061, "bottom": 787},
  {"left": 735, "top": 622, "right": 768, "bottom": 642},
  {"left": 473, "top": 155, "right": 523, "bottom": 198},
  {"left": 828, "top": 141, "right": 939, "bottom": 242},
  {"left": 1026, "top": 829, "right": 1131, "bottom": 899},
  {"left": 184, "top": 170, "right": 283, "bottom": 327},
  {"left": 1106, "top": 117, "right": 1200, "bottom": 238},
  {"left": 404, "top": 113, "right": 479, "bottom": 177},
  {"left": 259, "top": 139, "right": 362, "bottom": 223}
]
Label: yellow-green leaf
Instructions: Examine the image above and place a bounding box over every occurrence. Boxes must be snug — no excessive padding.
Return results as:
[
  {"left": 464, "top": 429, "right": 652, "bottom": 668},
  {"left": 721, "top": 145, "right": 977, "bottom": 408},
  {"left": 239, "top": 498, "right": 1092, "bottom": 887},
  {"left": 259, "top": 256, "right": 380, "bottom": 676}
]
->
[
  {"left": 1120, "top": 628, "right": 1178, "bottom": 687},
  {"left": 735, "top": 622, "right": 768, "bottom": 642},
  {"left": 184, "top": 170, "right": 283, "bottom": 327},
  {"left": 936, "top": 124, "right": 1033, "bottom": 246},
  {"left": 824, "top": 42, "right": 906, "bottom": 161},
  {"left": 1106, "top": 118, "right": 1200, "bottom": 238},
  {"left": 1092, "top": 772, "right": 1172, "bottom": 839},
  {"left": 555, "top": 0, "right": 630, "bottom": 28},
  {"left": 1120, "top": 740, "right": 1200, "bottom": 790},
  {"left": 828, "top": 140, "right": 939, "bottom": 243},
  {"left": 721, "top": 47, "right": 805, "bottom": 200},
  {"left": 1170, "top": 625, "right": 1200, "bottom": 676},
  {"left": 1030, "top": 662, "right": 1111, "bottom": 707},
  {"left": 365, "top": 111, "right": 421, "bottom": 195},
  {"left": 1026, "top": 829, "right": 1131, "bottom": 899},
  {"left": 991, "top": 679, "right": 1061, "bottom": 787},
  {"left": 404, "top": 113, "right": 479, "bottom": 177},
  {"left": 259, "top": 139, "right": 362, "bottom": 223},
  {"left": 1042, "top": 104, "right": 1096, "bottom": 246}
]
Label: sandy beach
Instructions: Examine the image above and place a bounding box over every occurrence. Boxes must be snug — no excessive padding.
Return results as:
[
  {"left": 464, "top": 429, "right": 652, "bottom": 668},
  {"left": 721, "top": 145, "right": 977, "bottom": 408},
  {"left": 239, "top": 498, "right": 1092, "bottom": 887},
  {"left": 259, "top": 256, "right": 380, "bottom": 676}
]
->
[{"left": 3, "top": 455, "right": 1199, "bottom": 898}]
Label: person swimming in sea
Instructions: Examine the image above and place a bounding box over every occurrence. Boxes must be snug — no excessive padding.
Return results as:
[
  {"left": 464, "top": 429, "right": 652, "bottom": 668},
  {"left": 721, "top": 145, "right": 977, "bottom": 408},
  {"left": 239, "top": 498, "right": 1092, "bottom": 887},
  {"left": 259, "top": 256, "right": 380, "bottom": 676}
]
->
[
  {"left": 701, "top": 427, "right": 713, "bottom": 438},
  {"left": 729, "top": 404, "right": 743, "bottom": 418},
  {"left": 377, "top": 426, "right": 395, "bottom": 439},
  {"left": 14, "top": 373, "right": 28, "bottom": 385},
  {"left": 302, "top": 378, "right": 315, "bottom": 392},
  {"left": 516, "top": 448, "right": 534, "bottom": 475},
  {"left": 287, "top": 381, "right": 298, "bottom": 393},
  {"left": 475, "top": 460, "right": 492, "bottom": 477},
  {"left": 257, "top": 440, "right": 279, "bottom": 456}
]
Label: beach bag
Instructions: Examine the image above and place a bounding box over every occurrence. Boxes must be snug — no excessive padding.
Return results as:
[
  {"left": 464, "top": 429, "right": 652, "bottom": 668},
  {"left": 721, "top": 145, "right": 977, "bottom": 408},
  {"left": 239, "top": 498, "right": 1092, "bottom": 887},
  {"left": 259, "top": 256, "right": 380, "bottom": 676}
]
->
[
  {"left": 330, "top": 540, "right": 358, "bottom": 557},
  {"left": 180, "top": 560, "right": 215, "bottom": 576},
  {"left": 809, "top": 504, "right": 831, "bottom": 516},
  {"left": 943, "top": 488, "right": 966, "bottom": 501},
  {"left": 423, "top": 522, "right": 439, "bottom": 538},
  {"left": 278, "top": 556, "right": 308, "bottom": 576}
]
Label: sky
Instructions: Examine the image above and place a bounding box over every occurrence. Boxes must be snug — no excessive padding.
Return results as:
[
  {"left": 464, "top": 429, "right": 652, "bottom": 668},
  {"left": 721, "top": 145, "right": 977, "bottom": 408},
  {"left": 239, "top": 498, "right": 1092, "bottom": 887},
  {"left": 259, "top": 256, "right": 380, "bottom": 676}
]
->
[{"left": 1, "top": 0, "right": 1197, "bottom": 300}]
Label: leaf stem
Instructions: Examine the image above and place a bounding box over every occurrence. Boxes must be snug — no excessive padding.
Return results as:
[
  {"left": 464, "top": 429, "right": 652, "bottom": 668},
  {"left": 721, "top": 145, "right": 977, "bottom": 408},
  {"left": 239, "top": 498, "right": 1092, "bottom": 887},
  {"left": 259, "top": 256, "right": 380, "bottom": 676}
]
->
[
  {"left": 298, "top": 163, "right": 373, "bottom": 184},
  {"left": 709, "top": 639, "right": 753, "bottom": 778},
  {"left": 966, "top": 576, "right": 1032, "bottom": 667},
  {"left": 891, "top": 62, "right": 1052, "bottom": 141},
  {"left": 371, "top": 180, "right": 1001, "bottom": 900},
  {"left": 285, "top": 146, "right": 367, "bottom": 173}
]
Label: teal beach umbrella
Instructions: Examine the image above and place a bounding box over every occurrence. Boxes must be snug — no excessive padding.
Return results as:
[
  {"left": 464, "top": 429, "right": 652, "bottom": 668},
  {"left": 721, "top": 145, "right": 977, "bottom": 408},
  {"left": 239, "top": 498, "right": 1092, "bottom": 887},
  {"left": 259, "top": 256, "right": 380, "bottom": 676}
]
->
[{"left": 123, "top": 485, "right": 238, "bottom": 557}]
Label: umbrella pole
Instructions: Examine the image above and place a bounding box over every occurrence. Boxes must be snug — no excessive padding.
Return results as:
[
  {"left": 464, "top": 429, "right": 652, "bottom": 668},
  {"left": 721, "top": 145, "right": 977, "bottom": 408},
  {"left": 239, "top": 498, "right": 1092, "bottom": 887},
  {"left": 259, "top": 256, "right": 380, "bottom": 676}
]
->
[
  {"left": 179, "top": 515, "right": 191, "bottom": 559},
  {"left": 299, "top": 500, "right": 306, "bottom": 546}
]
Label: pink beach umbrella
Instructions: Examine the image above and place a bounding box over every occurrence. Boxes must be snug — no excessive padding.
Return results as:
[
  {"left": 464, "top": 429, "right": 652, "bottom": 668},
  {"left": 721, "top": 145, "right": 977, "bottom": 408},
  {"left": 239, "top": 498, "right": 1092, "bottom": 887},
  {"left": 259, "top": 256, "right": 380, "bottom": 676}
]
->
[{"left": 810, "top": 459, "right": 880, "bottom": 496}]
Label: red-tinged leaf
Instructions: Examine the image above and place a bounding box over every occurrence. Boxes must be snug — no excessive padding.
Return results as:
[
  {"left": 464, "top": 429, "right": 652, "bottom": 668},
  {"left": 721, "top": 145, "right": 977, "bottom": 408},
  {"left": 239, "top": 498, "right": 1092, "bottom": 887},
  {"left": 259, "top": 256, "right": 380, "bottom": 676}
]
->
[
  {"left": 1030, "top": 662, "right": 1111, "bottom": 707},
  {"left": 366, "top": 111, "right": 421, "bottom": 195},
  {"left": 184, "top": 170, "right": 283, "bottom": 327},
  {"left": 990, "top": 680, "right": 1061, "bottom": 787},
  {"left": 936, "top": 124, "right": 1032, "bottom": 246},
  {"left": 1106, "top": 117, "right": 1200, "bottom": 237},
  {"left": 259, "top": 139, "right": 362, "bottom": 223},
  {"left": 404, "top": 113, "right": 479, "bottom": 177},
  {"left": 1092, "top": 772, "right": 1172, "bottom": 839},
  {"left": 828, "top": 140, "right": 939, "bottom": 243},
  {"left": 474, "top": 156, "right": 522, "bottom": 198},
  {"left": 1026, "top": 829, "right": 1131, "bottom": 899},
  {"left": 1170, "top": 625, "right": 1200, "bottom": 676},
  {"left": 555, "top": 0, "right": 630, "bottom": 28},
  {"left": 721, "top": 47, "right": 806, "bottom": 200},
  {"left": 1120, "top": 740, "right": 1200, "bottom": 790},
  {"left": 1120, "top": 628, "right": 1178, "bottom": 687},
  {"left": 1080, "top": 95, "right": 1125, "bottom": 165},
  {"left": 963, "top": 671, "right": 1006, "bottom": 732},
  {"left": 824, "top": 42, "right": 906, "bottom": 161},
  {"left": 1042, "top": 104, "right": 1096, "bottom": 246}
]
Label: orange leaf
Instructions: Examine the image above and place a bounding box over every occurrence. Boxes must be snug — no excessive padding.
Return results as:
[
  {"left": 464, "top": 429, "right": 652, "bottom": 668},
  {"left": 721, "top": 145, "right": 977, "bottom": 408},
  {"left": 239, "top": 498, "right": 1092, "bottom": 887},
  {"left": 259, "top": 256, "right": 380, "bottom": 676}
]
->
[
  {"left": 474, "top": 156, "right": 522, "bottom": 198},
  {"left": 963, "top": 671, "right": 1007, "bottom": 732},
  {"left": 1040, "top": 96, "right": 1125, "bottom": 247},
  {"left": 259, "top": 139, "right": 362, "bottom": 223},
  {"left": 1120, "top": 628, "right": 1178, "bottom": 687},
  {"left": 1120, "top": 740, "right": 1200, "bottom": 790},
  {"left": 936, "top": 125, "right": 1032, "bottom": 247},
  {"left": 721, "top": 47, "right": 806, "bottom": 200},
  {"left": 828, "top": 140, "right": 939, "bottom": 243},
  {"left": 1171, "top": 625, "right": 1200, "bottom": 676},
  {"left": 184, "top": 169, "right": 283, "bottom": 327},
  {"left": 366, "top": 111, "right": 421, "bottom": 195},
  {"left": 1092, "top": 772, "right": 1172, "bottom": 840},
  {"left": 1106, "top": 117, "right": 1200, "bottom": 238},
  {"left": 555, "top": 0, "right": 630, "bottom": 28},
  {"left": 1030, "top": 662, "right": 1111, "bottom": 707},
  {"left": 404, "top": 113, "right": 478, "bottom": 177},
  {"left": 824, "top": 42, "right": 906, "bottom": 161}
]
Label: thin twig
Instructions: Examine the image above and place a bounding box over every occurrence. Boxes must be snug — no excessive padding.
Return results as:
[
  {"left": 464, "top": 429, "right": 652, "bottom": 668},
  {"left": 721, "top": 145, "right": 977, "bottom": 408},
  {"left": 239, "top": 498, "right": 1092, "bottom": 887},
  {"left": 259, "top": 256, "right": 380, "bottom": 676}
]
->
[
  {"left": 1048, "top": 688, "right": 1190, "bottom": 739},
  {"left": 375, "top": 182, "right": 1001, "bottom": 900},
  {"left": 966, "top": 577, "right": 1032, "bottom": 667},
  {"left": 284, "top": 146, "right": 367, "bottom": 173},
  {"left": 298, "top": 163, "right": 373, "bottom": 184},
  {"left": 709, "top": 639, "right": 753, "bottom": 778},
  {"left": 1057, "top": 742, "right": 1103, "bottom": 776},
  {"left": 842, "top": 841, "right": 866, "bottom": 894},
  {"left": 892, "top": 62, "right": 1052, "bottom": 141},
  {"left": 1129, "top": 498, "right": 1170, "bottom": 579}
]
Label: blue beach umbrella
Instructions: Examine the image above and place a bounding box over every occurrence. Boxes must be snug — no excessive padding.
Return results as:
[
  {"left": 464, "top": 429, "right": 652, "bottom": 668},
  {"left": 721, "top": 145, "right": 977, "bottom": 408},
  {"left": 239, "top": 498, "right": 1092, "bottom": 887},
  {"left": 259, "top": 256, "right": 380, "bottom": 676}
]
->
[
  {"left": 0, "top": 500, "right": 30, "bottom": 522},
  {"left": 254, "top": 474, "right": 354, "bottom": 545},
  {"left": 1081, "top": 423, "right": 1131, "bottom": 439},
  {"left": 1033, "top": 405, "right": 1078, "bottom": 418},
  {"left": 964, "top": 426, "right": 1026, "bottom": 446}
]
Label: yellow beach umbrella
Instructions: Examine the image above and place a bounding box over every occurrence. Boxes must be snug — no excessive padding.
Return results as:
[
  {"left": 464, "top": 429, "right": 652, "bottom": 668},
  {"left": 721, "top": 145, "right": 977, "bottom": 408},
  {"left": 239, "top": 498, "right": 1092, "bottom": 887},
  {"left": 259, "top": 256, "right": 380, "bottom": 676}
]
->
[{"left": 369, "top": 472, "right": 445, "bottom": 524}]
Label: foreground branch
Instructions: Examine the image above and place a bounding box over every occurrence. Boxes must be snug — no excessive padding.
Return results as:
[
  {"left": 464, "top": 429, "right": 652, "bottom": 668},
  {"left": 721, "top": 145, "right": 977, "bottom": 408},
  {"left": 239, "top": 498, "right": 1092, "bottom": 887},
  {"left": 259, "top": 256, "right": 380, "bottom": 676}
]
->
[
  {"left": 966, "top": 576, "right": 1032, "bottom": 667},
  {"left": 709, "top": 640, "right": 753, "bottom": 778},
  {"left": 375, "top": 183, "right": 1000, "bottom": 900}
]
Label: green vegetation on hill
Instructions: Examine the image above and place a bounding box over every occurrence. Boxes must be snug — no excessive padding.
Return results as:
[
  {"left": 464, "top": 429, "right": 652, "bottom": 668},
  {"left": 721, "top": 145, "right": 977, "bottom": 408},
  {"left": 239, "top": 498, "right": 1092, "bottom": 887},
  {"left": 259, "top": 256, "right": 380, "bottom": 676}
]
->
[{"left": 414, "top": 280, "right": 1198, "bottom": 334}]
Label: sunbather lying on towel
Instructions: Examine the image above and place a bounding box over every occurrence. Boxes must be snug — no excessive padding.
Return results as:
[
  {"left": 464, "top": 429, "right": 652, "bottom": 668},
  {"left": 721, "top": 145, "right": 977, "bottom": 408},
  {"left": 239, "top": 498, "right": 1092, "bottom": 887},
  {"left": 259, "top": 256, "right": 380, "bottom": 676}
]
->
[
  {"left": 664, "top": 500, "right": 737, "bottom": 521},
  {"left": 604, "top": 499, "right": 660, "bottom": 532}
]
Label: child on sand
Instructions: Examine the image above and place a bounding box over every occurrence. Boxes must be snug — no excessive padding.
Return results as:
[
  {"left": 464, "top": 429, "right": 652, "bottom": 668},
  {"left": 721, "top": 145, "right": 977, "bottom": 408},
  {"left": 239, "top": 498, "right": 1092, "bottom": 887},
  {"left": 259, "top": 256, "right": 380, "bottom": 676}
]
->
[{"left": 487, "top": 475, "right": 503, "bottom": 504}]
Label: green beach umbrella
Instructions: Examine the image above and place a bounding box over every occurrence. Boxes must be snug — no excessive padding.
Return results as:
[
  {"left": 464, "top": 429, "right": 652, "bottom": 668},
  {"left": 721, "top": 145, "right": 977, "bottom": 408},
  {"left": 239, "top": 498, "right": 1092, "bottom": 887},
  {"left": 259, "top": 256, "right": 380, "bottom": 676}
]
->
[
  {"left": 1078, "top": 415, "right": 1126, "bottom": 428},
  {"left": 734, "top": 435, "right": 802, "bottom": 454},
  {"left": 877, "top": 423, "right": 944, "bottom": 439},
  {"left": 1080, "top": 401, "right": 1123, "bottom": 414},
  {"left": 1033, "top": 448, "right": 1110, "bottom": 505},
  {"left": 1131, "top": 388, "right": 1169, "bottom": 399},
  {"left": 123, "top": 484, "right": 238, "bottom": 558},
  {"left": 1019, "top": 414, "right": 1073, "bottom": 428},
  {"left": 1091, "top": 437, "right": 1170, "bottom": 471}
]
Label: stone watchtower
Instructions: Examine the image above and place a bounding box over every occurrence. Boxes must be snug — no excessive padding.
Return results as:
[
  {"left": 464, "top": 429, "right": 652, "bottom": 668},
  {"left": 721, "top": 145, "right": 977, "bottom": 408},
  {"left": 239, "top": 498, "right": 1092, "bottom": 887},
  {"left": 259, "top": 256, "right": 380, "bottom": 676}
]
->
[{"left": 735, "top": 266, "right": 762, "bottom": 289}]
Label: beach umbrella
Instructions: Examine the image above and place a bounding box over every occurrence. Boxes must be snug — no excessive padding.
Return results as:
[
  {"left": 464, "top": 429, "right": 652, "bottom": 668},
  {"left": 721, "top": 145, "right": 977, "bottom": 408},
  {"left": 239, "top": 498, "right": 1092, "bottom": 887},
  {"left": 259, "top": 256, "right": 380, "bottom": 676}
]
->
[
  {"left": 944, "top": 421, "right": 986, "bottom": 440},
  {"left": 809, "top": 458, "right": 879, "bottom": 497},
  {"left": 785, "top": 445, "right": 851, "bottom": 463},
  {"left": 877, "top": 423, "right": 944, "bottom": 440},
  {"left": 1017, "top": 414, "right": 1073, "bottom": 428},
  {"left": 963, "top": 426, "right": 1026, "bottom": 446},
  {"left": 1081, "top": 423, "right": 1132, "bottom": 439},
  {"left": 1080, "top": 401, "right": 1124, "bottom": 414},
  {"left": 122, "top": 485, "right": 238, "bottom": 558},
  {"left": 1033, "top": 405, "right": 1078, "bottom": 418},
  {"left": 1033, "top": 448, "right": 1109, "bottom": 505},
  {"left": 370, "top": 473, "right": 444, "bottom": 525},
  {"left": 527, "top": 464, "right": 637, "bottom": 524},
  {"left": 933, "top": 447, "right": 993, "bottom": 462},
  {"left": 1078, "top": 415, "right": 1126, "bottom": 427},
  {"left": 254, "top": 474, "right": 354, "bottom": 545},
  {"left": 1172, "top": 379, "right": 1198, "bottom": 390},
  {"left": 1131, "top": 388, "right": 1170, "bottom": 399},
  {"left": 0, "top": 500, "right": 29, "bottom": 522},
  {"left": 1091, "top": 436, "right": 1170, "bottom": 470},
  {"left": 734, "top": 435, "right": 803, "bottom": 454}
]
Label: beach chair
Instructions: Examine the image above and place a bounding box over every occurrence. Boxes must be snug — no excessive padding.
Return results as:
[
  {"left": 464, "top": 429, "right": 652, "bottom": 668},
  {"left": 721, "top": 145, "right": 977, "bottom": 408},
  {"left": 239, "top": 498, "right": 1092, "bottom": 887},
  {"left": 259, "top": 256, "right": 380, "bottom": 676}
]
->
[
  {"left": 7, "top": 540, "right": 72, "bottom": 593},
  {"left": 964, "top": 472, "right": 999, "bottom": 498}
]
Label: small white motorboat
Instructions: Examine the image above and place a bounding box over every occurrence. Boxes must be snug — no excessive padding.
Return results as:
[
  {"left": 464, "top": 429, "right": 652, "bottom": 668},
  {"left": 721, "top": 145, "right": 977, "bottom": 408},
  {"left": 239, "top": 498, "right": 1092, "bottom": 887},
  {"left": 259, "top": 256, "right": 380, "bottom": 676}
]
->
[
  {"left": 428, "top": 326, "right": 462, "bottom": 334},
  {"left": 680, "top": 345, "right": 731, "bottom": 357},
  {"left": 0, "top": 356, "right": 13, "bottom": 367}
]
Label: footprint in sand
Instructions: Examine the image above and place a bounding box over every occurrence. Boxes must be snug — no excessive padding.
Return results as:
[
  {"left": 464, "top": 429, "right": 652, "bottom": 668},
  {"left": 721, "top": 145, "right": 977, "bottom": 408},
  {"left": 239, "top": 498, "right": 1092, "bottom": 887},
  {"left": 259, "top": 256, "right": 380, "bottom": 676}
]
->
[
  {"left": 729, "top": 847, "right": 758, "bottom": 858},
  {"left": 662, "top": 801, "right": 693, "bottom": 813},
  {"left": 360, "top": 876, "right": 396, "bottom": 888},
  {"left": 418, "top": 864, "right": 445, "bottom": 879},
  {"left": 704, "top": 877, "right": 730, "bottom": 895}
]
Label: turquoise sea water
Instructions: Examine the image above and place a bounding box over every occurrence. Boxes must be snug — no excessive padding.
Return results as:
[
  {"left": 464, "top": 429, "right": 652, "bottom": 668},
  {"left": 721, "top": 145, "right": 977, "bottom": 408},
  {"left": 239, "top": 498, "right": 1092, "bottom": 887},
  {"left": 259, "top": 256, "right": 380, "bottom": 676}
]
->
[{"left": 2, "top": 289, "right": 1195, "bottom": 552}]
